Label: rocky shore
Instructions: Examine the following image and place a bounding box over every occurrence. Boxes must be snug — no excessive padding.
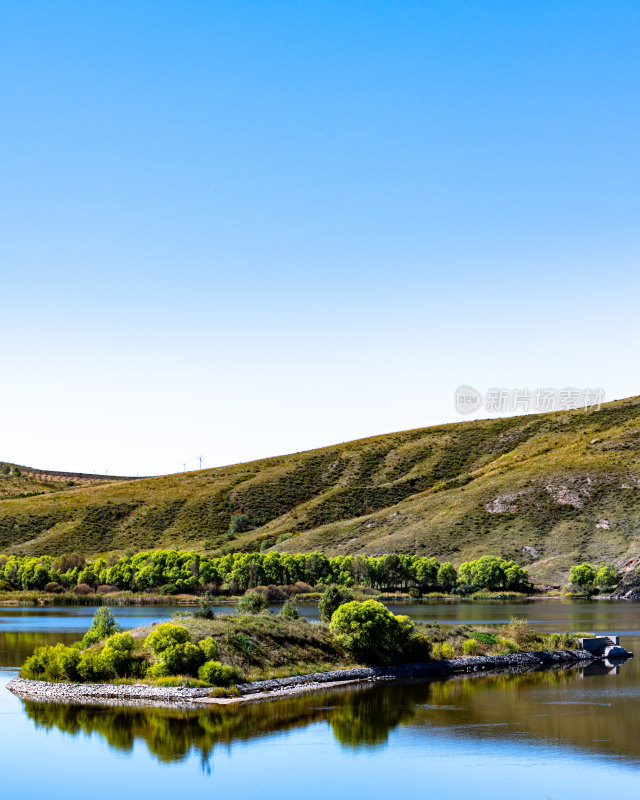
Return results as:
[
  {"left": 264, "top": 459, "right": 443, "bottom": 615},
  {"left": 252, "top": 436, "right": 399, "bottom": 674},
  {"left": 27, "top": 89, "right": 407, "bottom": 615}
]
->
[{"left": 7, "top": 648, "right": 623, "bottom": 707}]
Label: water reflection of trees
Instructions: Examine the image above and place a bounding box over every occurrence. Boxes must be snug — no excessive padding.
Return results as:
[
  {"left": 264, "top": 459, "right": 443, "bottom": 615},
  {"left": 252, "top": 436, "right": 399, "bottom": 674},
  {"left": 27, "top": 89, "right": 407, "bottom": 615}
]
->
[
  {"left": 330, "top": 688, "right": 415, "bottom": 747},
  {"left": 22, "top": 683, "right": 413, "bottom": 765},
  {"left": 21, "top": 662, "right": 639, "bottom": 766}
]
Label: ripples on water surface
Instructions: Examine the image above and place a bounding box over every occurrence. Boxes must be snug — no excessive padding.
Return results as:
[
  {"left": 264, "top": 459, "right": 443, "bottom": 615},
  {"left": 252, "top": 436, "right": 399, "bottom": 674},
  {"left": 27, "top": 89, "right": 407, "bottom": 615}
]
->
[{"left": 1, "top": 599, "right": 639, "bottom": 799}]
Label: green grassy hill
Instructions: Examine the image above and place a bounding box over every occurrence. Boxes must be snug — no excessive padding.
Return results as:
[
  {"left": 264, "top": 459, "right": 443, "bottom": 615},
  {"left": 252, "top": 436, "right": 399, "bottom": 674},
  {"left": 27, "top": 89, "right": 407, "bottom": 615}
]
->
[
  {"left": 3, "top": 396, "right": 640, "bottom": 585},
  {"left": 0, "top": 462, "right": 134, "bottom": 500}
]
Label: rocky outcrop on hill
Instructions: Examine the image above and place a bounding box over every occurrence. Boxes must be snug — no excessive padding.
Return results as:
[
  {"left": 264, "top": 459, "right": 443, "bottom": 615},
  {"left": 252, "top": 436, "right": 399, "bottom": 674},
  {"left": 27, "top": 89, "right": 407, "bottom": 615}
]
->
[{"left": 611, "top": 567, "right": 640, "bottom": 599}]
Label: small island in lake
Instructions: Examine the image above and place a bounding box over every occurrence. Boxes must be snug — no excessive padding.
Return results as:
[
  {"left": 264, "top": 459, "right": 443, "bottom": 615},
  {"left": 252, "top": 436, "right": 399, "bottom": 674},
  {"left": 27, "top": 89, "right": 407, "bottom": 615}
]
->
[{"left": 7, "top": 596, "right": 633, "bottom": 705}]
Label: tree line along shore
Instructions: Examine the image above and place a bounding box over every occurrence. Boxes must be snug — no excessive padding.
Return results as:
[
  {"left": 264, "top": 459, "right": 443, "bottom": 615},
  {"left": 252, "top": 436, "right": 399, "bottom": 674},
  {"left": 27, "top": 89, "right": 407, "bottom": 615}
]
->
[{"left": 0, "top": 550, "right": 621, "bottom": 603}]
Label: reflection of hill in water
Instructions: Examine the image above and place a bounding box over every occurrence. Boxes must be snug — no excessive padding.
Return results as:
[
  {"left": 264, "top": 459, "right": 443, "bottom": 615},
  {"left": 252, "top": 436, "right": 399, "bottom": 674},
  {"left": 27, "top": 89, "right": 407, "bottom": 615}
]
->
[{"left": 21, "top": 661, "right": 638, "bottom": 766}]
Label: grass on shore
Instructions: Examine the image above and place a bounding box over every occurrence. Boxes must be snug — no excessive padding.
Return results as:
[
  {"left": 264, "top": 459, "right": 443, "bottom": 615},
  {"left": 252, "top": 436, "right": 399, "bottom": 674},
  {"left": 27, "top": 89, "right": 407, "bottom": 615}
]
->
[
  {"left": 0, "top": 587, "right": 537, "bottom": 608},
  {"left": 134, "top": 614, "right": 357, "bottom": 682}
]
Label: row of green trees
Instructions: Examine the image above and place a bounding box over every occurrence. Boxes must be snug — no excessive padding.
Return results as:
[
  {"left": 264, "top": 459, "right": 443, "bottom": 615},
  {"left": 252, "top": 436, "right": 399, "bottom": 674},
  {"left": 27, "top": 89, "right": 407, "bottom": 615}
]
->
[
  {"left": 0, "top": 551, "right": 532, "bottom": 595},
  {"left": 567, "top": 563, "right": 620, "bottom": 595}
]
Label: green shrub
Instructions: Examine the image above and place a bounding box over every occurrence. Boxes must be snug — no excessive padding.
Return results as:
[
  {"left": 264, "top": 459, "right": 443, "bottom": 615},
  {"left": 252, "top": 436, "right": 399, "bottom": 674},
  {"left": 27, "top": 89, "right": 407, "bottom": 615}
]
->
[
  {"left": 329, "top": 600, "right": 415, "bottom": 665},
  {"left": 144, "top": 623, "right": 204, "bottom": 677},
  {"left": 81, "top": 607, "right": 122, "bottom": 647},
  {"left": 462, "top": 638, "right": 479, "bottom": 655},
  {"left": 505, "top": 616, "right": 533, "bottom": 647},
  {"left": 197, "top": 637, "right": 219, "bottom": 660},
  {"left": 279, "top": 599, "right": 299, "bottom": 620},
  {"left": 237, "top": 591, "right": 269, "bottom": 614},
  {"left": 260, "top": 537, "right": 275, "bottom": 551},
  {"left": 229, "top": 514, "right": 252, "bottom": 534},
  {"left": 77, "top": 650, "right": 115, "bottom": 682},
  {"left": 146, "top": 662, "right": 170, "bottom": 678},
  {"left": 473, "top": 632, "right": 497, "bottom": 645},
  {"left": 318, "top": 585, "right": 353, "bottom": 623},
  {"left": 548, "top": 633, "right": 562, "bottom": 650},
  {"left": 145, "top": 623, "right": 190, "bottom": 655},
  {"left": 198, "top": 660, "right": 240, "bottom": 686},
  {"left": 457, "top": 556, "right": 530, "bottom": 593},
  {"left": 233, "top": 632, "right": 257, "bottom": 655},
  {"left": 101, "top": 632, "right": 135, "bottom": 676},
  {"left": 497, "top": 636, "right": 518, "bottom": 653},
  {"left": 160, "top": 642, "right": 205, "bottom": 676},
  {"left": 440, "top": 642, "right": 455, "bottom": 658},
  {"left": 21, "top": 647, "right": 51, "bottom": 680},
  {"left": 193, "top": 600, "right": 215, "bottom": 619},
  {"left": 21, "top": 644, "right": 78, "bottom": 681}
]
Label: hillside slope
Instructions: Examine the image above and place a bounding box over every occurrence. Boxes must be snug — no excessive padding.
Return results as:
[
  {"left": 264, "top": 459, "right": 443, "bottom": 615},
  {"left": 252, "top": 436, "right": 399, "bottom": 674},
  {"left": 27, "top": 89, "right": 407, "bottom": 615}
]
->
[
  {"left": 0, "top": 461, "right": 136, "bottom": 501},
  {"left": 3, "top": 397, "right": 640, "bottom": 585}
]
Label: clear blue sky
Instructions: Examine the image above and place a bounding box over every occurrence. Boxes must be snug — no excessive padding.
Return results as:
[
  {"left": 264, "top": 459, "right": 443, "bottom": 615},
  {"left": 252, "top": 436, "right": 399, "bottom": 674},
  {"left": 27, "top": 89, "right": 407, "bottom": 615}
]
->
[{"left": 1, "top": 1, "right": 639, "bottom": 475}]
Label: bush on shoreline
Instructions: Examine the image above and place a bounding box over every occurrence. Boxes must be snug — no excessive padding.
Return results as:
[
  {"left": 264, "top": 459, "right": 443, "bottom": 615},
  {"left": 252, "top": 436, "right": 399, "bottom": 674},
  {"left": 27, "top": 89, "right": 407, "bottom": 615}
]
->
[{"left": 329, "top": 600, "right": 430, "bottom": 665}]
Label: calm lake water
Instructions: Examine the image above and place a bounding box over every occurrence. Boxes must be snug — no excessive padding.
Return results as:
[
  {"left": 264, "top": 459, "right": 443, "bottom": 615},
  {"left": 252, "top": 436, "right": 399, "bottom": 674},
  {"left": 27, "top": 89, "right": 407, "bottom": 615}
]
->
[{"left": 1, "top": 599, "right": 639, "bottom": 799}]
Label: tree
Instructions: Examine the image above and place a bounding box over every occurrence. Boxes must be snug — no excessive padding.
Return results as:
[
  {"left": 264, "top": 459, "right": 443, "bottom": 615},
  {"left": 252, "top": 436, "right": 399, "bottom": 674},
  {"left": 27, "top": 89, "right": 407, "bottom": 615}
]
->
[
  {"left": 306, "top": 552, "right": 330, "bottom": 584},
  {"left": 437, "top": 562, "right": 457, "bottom": 591},
  {"left": 457, "top": 556, "right": 530, "bottom": 593},
  {"left": 569, "top": 563, "right": 597, "bottom": 594},
  {"left": 329, "top": 600, "right": 415, "bottom": 664},
  {"left": 458, "top": 556, "right": 504, "bottom": 591},
  {"left": 504, "top": 561, "right": 531, "bottom": 592},
  {"left": 318, "top": 585, "right": 353, "bottom": 623},
  {"left": 413, "top": 557, "right": 439, "bottom": 590},
  {"left": 81, "top": 607, "right": 122, "bottom": 647},
  {"left": 595, "top": 564, "right": 619, "bottom": 593}
]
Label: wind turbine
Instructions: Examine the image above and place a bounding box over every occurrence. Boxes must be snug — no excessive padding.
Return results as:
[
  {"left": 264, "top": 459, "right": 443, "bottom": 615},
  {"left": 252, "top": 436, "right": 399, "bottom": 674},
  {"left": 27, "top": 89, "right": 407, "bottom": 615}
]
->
[
  {"left": 196, "top": 454, "right": 204, "bottom": 470},
  {"left": 181, "top": 462, "right": 187, "bottom": 473}
]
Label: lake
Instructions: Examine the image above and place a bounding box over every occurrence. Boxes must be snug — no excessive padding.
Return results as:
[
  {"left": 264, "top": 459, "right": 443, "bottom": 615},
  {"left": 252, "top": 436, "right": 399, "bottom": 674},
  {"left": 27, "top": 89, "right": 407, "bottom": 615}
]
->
[{"left": 1, "top": 599, "right": 639, "bottom": 799}]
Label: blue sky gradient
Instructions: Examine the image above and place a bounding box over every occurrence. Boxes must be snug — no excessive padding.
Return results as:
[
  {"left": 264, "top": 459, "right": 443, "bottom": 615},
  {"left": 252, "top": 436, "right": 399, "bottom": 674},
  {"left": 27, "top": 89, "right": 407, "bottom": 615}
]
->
[{"left": 1, "top": 1, "right": 639, "bottom": 474}]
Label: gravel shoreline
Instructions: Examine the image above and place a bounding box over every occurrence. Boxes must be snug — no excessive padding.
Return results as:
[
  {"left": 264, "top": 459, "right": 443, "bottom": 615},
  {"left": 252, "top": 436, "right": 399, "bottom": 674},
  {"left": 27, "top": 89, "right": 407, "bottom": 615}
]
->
[{"left": 6, "top": 648, "right": 620, "bottom": 707}]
